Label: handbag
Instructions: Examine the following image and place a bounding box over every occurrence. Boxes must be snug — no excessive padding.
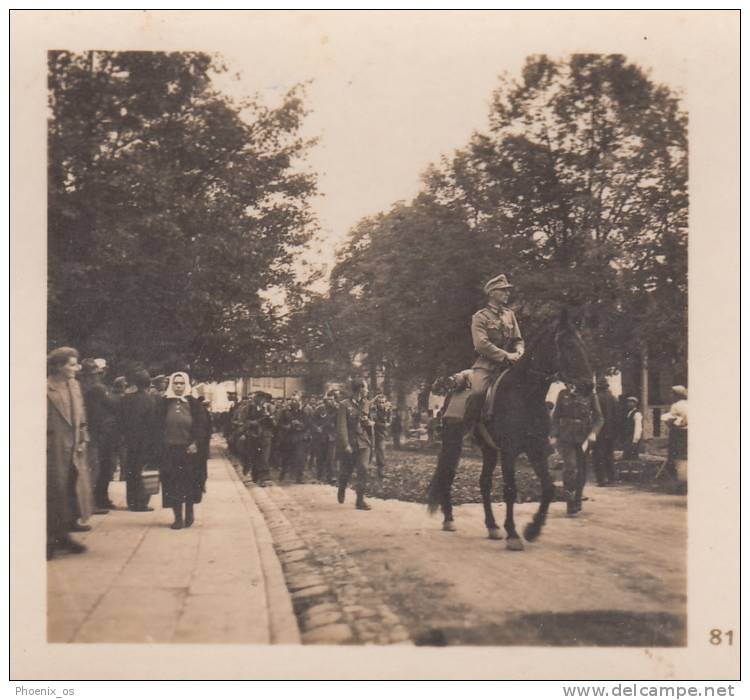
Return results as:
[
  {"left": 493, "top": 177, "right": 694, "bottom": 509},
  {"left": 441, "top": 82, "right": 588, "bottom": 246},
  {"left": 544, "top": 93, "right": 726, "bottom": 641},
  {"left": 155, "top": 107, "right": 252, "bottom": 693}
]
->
[{"left": 141, "top": 469, "right": 161, "bottom": 496}]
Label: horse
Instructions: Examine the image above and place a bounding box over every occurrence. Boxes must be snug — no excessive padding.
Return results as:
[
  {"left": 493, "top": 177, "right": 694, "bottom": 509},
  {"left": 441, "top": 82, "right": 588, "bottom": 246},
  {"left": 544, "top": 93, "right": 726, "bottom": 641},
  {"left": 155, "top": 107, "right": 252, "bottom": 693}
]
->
[{"left": 427, "top": 308, "right": 593, "bottom": 550}]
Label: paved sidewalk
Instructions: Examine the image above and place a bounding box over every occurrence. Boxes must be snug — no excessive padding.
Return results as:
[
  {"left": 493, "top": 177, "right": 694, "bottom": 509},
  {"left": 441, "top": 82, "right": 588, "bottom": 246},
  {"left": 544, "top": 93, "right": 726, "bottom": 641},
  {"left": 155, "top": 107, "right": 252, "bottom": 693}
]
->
[{"left": 47, "top": 441, "right": 300, "bottom": 644}]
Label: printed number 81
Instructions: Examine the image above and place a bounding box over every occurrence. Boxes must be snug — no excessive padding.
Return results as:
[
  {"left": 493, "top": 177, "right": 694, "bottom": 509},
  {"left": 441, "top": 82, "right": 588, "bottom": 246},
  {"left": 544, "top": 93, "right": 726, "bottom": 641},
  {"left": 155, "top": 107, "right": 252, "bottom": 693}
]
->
[{"left": 710, "top": 629, "right": 734, "bottom": 645}]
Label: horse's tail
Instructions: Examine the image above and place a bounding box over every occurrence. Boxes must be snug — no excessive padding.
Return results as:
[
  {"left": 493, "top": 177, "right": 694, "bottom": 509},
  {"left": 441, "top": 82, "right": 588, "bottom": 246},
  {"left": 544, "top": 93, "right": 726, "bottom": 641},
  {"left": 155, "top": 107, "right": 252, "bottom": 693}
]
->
[
  {"left": 426, "top": 462, "right": 447, "bottom": 515},
  {"left": 426, "top": 422, "right": 462, "bottom": 515}
]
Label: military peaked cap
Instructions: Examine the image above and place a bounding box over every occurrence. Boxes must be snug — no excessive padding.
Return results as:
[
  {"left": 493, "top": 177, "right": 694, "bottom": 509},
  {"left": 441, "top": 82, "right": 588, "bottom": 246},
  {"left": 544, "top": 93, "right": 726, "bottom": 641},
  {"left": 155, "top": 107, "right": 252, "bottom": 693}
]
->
[{"left": 483, "top": 273, "right": 513, "bottom": 294}]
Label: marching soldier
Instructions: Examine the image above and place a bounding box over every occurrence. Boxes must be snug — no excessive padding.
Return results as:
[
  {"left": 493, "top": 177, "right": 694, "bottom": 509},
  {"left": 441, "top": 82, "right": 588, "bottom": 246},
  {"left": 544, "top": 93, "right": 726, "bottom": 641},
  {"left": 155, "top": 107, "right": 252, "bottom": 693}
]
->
[
  {"left": 244, "top": 392, "right": 275, "bottom": 485},
  {"left": 550, "top": 380, "right": 604, "bottom": 516},
  {"left": 277, "top": 394, "right": 310, "bottom": 483},
  {"left": 311, "top": 392, "right": 339, "bottom": 484},
  {"left": 370, "top": 394, "right": 392, "bottom": 479},
  {"left": 337, "top": 378, "right": 373, "bottom": 510},
  {"left": 231, "top": 396, "right": 253, "bottom": 474}
]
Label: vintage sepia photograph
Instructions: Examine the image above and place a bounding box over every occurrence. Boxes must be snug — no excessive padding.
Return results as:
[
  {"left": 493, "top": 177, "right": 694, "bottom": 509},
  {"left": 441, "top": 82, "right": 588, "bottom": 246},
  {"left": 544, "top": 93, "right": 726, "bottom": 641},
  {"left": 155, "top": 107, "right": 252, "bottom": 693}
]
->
[{"left": 10, "top": 9, "right": 739, "bottom": 682}]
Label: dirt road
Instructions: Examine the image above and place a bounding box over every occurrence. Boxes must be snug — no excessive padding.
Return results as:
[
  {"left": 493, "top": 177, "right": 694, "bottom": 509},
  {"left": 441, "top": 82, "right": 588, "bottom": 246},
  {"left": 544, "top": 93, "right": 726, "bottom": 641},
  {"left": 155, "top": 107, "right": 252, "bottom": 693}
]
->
[{"left": 266, "top": 480, "right": 686, "bottom": 646}]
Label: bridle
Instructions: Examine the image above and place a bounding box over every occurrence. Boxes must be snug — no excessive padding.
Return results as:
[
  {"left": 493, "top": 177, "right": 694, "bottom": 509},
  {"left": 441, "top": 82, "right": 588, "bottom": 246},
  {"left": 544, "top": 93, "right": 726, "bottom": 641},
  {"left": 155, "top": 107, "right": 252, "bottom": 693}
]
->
[{"left": 523, "top": 325, "right": 587, "bottom": 389}]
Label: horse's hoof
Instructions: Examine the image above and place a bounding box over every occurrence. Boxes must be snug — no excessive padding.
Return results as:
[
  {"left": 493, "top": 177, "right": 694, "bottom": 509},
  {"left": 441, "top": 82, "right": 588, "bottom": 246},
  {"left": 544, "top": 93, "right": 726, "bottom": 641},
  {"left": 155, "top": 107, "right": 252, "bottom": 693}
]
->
[
  {"left": 523, "top": 523, "right": 540, "bottom": 542},
  {"left": 442, "top": 520, "right": 457, "bottom": 532},
  {"left": 487, "top": 528, "right": 503, "bottom": 540},
  {"left": 506, "top": 537, "right": 525, "bottom": 551}
]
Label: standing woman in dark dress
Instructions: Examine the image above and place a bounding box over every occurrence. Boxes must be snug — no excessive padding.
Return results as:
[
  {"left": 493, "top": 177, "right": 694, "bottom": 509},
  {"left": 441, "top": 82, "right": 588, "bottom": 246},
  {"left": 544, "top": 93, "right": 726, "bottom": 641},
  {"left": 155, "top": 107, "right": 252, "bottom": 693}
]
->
[{"left": 156, "top": 372, "right": 211, "bottom": 530}]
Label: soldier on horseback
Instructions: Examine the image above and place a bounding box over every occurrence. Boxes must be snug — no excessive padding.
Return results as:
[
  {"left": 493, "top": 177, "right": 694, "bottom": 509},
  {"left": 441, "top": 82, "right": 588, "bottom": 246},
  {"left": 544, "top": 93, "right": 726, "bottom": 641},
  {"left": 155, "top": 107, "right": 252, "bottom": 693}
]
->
[
  {"left": 441, "top": 273, "right": 524, "bottom": 432},
  {"left": 430, "top": 273, "right": 524, "bottom": 532},
  {"left": 470, "top": 273, "right": 524, "bottom": 414},
  {"left": 430, "top": 278, "right": 594, "bottom": 547}
]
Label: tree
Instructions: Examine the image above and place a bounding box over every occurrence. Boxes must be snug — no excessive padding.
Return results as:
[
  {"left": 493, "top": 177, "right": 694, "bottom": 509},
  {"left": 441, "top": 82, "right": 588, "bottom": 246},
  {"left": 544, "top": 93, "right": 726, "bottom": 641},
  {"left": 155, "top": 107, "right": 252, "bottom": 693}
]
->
[
  {"left": 307, "top": 54, "right": 687, "bottom": 397},
  {"left": 423, "top": 54, "right": 688, "bottom": 373},
  {"left": 48, "top": 51, "right": 317, "bottom": 378}
]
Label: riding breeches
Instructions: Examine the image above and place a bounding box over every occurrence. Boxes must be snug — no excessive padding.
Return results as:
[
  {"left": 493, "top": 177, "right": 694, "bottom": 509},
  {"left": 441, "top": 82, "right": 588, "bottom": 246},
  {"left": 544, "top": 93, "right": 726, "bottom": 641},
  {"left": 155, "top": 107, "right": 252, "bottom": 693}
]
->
[{"left": 442, "top": 368, "right": 495, "bottom": 422}]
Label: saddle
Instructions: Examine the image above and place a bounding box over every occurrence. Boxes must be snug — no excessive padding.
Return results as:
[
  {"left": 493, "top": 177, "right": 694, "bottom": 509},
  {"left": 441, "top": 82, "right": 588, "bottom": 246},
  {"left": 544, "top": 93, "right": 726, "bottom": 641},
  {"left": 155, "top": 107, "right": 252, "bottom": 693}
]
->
[
  {"left": 435, "top": 367, "right": 510, "bottom": 444},
  {"left": 481, "top": 368, "right": 511, "bottom": 423}
]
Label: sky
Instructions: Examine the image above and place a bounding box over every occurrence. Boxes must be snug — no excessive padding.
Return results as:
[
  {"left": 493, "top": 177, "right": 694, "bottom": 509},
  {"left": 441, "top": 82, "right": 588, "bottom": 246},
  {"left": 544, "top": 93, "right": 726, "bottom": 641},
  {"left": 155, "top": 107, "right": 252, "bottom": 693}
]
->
[{"left": 207, "top": 11, "right": 689, "bottom": 280}]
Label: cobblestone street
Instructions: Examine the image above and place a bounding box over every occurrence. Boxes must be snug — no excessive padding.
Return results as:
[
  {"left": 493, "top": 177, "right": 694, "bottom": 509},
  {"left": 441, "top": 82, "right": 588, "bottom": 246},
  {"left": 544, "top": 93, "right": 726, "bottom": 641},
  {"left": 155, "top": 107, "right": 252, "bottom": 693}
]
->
[
  {"left": 247, "top": 463, "right": 687, "bottom": 647},
  {"left": 49, "top": 438, "right": 687, "bottom": 648}
]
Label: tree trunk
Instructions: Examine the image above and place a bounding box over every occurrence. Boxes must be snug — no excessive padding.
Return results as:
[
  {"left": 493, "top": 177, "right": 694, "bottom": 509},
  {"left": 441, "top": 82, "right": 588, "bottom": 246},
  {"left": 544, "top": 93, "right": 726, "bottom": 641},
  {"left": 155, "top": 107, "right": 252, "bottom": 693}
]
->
[
  {"left": 640, "top": 345, "right": 649, "bottom": 439},
  {"left": 368, "top": 356, "right": 379, "bottom": 395}
]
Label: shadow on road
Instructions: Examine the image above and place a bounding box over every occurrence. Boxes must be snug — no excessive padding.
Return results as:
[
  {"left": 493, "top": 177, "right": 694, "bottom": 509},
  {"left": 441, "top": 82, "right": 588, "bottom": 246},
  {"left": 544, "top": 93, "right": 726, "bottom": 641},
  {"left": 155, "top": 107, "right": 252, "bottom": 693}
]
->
[{"left": 414, "top": 610, "right": 686, "bottom": 647}]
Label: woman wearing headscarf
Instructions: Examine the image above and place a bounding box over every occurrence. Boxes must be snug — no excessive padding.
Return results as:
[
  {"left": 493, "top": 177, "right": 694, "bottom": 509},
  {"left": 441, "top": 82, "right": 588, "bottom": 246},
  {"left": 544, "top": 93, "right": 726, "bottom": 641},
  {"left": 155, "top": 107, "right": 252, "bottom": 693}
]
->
[
  {"left": 155, "top": 372, "right": 211, "bottom": 529},
  {"left": 47, "top": 346, "right": 94, "bottom": 559}
]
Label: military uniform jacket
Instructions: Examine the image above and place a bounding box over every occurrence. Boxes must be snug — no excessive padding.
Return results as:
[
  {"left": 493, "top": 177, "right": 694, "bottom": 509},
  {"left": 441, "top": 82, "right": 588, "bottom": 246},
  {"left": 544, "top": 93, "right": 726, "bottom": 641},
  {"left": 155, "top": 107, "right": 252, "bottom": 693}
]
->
[
  {"left": 370, "top": 404, "right": 392, "bottom": 439},
  {"left": 278, "top": 407, "right": 310, "bottom": 444},
  {"left": 551, "top": 389, "right": 604, "bottom": 445},
  {"left": 337, "top": 397, "right": 373, "bottom": 451},
  {"left": 471, "top": 303, "right": 523, "bottom": 371},
  {"left": 312, "top": 404, "right": 337, "bottom": 440},
  {"left": 245, "top": 403, "right": 275, "bottom": 439}
]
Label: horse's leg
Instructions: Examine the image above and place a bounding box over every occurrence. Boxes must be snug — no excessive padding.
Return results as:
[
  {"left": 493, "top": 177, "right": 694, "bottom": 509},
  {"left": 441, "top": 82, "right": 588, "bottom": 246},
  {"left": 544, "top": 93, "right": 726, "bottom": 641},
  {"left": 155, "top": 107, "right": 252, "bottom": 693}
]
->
[
  {"left": 479, "top": 445, "right": 501, "bottom": 539},
  {"left": 523, "top": 439, "right": 554, "bottom": 542},
  {"left": 500, "top": 444, "right": 524, "bottom": 550}
]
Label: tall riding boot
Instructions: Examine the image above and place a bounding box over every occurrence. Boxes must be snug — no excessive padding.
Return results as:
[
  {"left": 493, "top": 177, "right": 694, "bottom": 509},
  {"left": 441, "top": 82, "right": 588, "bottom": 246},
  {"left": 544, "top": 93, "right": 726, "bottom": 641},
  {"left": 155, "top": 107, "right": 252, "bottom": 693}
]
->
[
  {"left": 184, "top": 501, "right": 194, "bottom": 528},
  {"left": 171, "top": 504, "right": 183, "bottom": 529}
]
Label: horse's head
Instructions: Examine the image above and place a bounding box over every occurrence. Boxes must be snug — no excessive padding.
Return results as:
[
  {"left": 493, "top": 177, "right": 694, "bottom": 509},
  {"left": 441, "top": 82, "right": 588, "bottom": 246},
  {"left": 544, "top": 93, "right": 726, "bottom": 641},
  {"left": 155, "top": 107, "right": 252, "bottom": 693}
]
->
[
  {"left": 519, "top": 307, "right": 592, "bottom": 390},
  {"left": 553, "top": 307, "right": 593, "bottom": 389}
]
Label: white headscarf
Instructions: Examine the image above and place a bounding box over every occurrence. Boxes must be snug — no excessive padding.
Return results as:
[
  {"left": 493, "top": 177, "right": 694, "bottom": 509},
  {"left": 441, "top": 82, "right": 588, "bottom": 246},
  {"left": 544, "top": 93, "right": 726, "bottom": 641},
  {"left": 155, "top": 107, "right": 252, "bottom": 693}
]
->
[{"left": 164, "top": 371, "right": 192, "bottom": 402}]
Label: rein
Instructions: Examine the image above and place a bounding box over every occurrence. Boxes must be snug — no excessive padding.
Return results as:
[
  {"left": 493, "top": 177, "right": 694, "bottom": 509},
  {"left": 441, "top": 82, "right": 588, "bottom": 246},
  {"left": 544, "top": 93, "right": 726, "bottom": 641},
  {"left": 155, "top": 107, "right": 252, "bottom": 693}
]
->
[{"left": 516, "top": 325, "right": 585, "bottom": 395}]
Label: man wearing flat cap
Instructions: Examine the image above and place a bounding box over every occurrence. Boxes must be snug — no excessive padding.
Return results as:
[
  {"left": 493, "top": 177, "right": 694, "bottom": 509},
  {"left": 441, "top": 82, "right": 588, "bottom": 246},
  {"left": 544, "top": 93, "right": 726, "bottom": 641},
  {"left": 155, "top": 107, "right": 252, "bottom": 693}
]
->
[
  {"left": 622, "top": 396, "right": 643, "bottom": 460},
  {"left": 469, "top": 274, "right": 525, "bottom": 404}
]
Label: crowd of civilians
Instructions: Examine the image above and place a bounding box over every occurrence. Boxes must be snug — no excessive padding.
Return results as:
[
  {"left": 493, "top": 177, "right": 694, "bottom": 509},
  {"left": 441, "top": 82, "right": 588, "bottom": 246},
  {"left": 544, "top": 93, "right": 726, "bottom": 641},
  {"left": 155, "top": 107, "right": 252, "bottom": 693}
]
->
[{"left": 46, "top": 347, "right": 211, "bottom": 560}]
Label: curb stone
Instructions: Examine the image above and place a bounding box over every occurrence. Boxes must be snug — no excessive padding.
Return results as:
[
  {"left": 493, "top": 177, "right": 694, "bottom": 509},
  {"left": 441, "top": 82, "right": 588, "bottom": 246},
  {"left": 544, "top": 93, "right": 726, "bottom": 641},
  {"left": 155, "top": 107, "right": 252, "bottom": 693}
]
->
[
  {"left": 222, "top": 451, "right": 301, "bottom": 644},
  {"left": 225, "top": 448, "right": 413, "bottom": 645}
]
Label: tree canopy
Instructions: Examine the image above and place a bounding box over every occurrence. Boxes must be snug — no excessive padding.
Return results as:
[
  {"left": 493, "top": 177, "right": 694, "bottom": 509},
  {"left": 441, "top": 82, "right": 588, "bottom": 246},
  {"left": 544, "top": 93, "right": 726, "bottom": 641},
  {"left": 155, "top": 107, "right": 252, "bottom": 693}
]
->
[
  {"left": 48, "top": 51, "right": 318, "bottom": 378},
  {"left": 293, "top": 54, "right": 687, "bottom": 396}
]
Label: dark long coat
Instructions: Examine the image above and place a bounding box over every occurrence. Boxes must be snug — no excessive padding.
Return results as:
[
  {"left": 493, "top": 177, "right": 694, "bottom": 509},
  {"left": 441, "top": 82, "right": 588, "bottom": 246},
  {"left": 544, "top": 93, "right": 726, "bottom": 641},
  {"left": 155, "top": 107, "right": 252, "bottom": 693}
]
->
[
  {"left": 155, "top": 396, "right": 211, "bottom": 506},
  {"left": 47, "top": 377, "right": 94, "bottom": 534}
]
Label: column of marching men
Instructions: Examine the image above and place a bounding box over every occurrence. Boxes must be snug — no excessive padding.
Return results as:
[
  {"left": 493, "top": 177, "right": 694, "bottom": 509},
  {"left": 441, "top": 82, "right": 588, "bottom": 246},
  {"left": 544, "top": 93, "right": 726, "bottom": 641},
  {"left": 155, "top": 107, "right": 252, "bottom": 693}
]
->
[{"left": 225, "top": 380, "right": 395, "bottom": 511}]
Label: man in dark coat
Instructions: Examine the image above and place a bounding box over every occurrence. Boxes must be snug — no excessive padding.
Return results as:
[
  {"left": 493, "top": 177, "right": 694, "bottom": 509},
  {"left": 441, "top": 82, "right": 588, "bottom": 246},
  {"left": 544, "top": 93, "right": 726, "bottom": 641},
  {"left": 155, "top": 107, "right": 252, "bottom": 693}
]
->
[
  {"left": 79, "top": 358, "right": 119, "bottom": 511},
  {"left": 119, "top": 369, "right": 158, "bottom": 511},
  {"left": 337, "top": 378, "right": 373, "bottom": 510},
  {"left": 592, "top": 377, "right": 619, "bottom": 485},
  {"left": 47, "top": 347, "right": 93, "bottom": 559}
]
